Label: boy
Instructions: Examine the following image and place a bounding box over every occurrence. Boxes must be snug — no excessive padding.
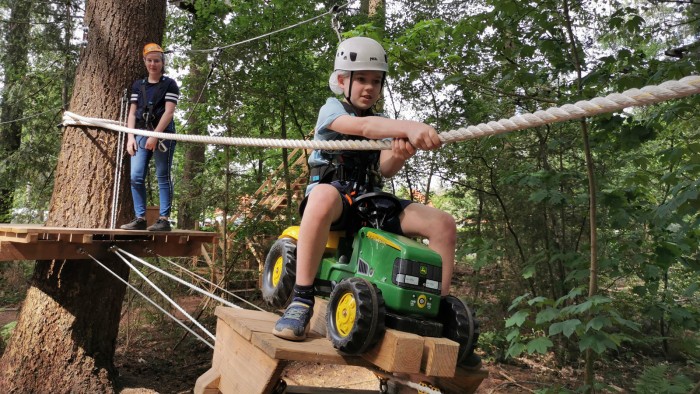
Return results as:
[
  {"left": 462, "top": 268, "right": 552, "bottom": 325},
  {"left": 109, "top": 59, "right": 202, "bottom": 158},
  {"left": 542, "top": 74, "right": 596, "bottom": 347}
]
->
[{"left": 273, "top": 37, "right": 457, "bottom": 341}]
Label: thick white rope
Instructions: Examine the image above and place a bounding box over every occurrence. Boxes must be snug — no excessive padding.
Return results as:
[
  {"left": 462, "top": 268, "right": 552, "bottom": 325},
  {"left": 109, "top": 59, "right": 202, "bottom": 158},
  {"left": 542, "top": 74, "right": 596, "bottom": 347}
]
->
[
  {"left": 115, "top": 247, "right": 242, "bottom": 310},
  {"left": 111, "top": 248, "right": 217, "bottom": 341},
  {"left": 63, "top": 75, "right": 700, "bottom": 150},
  {"left": 148, "top": 250, "right": 264, "bottom": 311},
  {"left": 83, "top": 250, "right": 214, "bottom": 349},
  {"left": 63, "top": 111, "right": 390, "bottom": 150}
]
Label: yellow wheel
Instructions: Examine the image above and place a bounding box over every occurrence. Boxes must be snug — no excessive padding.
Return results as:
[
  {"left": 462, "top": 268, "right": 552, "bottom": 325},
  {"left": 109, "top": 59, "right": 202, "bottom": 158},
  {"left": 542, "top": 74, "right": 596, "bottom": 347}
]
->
[
  {"left": 327, "top": 277, "right": 385, "bottom": 354},
  {"left": 335, "top": 293, "right": 357, "bottom": 337},
  {"left": 261, "top": 238, "right": 296, "bottom": 307},
  {"left": 272, "top": 256, "right": 284, "bottom": 287}
]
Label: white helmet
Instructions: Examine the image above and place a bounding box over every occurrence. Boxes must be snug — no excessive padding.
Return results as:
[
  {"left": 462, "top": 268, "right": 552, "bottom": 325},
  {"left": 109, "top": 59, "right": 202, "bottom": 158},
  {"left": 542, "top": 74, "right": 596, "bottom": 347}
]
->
[
  {"left": 329, "top": 37, "right": 388, "bottom": 95},
  {"left": 334, "top": 37, "right": 388, "bottom": 72}
]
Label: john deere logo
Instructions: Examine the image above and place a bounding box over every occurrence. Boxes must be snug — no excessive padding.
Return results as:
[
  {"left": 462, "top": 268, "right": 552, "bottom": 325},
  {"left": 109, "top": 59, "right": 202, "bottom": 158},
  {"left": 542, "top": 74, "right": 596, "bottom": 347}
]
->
[{"left": 420, "top": 265, "right": 428, "bottom": 276}]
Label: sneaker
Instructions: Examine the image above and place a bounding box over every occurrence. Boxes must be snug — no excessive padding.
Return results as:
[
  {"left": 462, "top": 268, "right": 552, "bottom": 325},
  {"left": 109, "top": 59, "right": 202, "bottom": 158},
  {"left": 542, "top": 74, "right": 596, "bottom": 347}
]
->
[
  {"left": 147, "top": 218, "right": 172, "bottom": 232},
  {"left": 120, "top": 217, "right": 147, "bottom": 230},
  {"left": 272, "top": 301, "right": 313, "bottom": 341}
]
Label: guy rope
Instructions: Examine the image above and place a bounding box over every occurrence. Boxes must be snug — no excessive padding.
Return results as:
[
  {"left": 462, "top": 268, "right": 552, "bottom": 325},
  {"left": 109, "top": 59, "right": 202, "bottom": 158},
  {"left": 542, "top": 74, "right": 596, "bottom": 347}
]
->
[{"left": 63, "top": 75, "right": 700, "bottom": 150}]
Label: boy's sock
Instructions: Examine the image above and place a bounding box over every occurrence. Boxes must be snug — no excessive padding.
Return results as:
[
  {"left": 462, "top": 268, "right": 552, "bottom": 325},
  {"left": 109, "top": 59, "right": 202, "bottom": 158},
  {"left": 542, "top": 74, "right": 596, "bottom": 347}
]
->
[{"left": 292, "top": 284, "right": 315, "bottom": 306}]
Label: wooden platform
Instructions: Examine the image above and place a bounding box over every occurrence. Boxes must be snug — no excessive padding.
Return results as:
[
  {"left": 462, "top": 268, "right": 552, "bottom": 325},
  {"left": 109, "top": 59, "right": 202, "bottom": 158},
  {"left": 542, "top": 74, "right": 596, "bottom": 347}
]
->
[
  {"left": 194, "top": 302, "right": 488, "bottom": 394},
  {"left": 0, "top": 224, "right": 217, "bottom": 261}
]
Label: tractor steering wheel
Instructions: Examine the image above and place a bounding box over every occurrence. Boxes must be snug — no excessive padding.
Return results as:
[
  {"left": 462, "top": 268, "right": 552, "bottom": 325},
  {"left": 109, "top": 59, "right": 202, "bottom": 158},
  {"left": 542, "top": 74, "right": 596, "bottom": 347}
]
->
[{"left": 353, "top": 192, "right": 404, "bottom": 229}]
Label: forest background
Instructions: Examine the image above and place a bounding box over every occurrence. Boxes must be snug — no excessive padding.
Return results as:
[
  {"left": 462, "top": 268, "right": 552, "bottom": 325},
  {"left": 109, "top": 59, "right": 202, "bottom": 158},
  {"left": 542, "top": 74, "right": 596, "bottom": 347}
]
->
[{"left": 0, "top": 0, "right": 698, "bottom": 392}]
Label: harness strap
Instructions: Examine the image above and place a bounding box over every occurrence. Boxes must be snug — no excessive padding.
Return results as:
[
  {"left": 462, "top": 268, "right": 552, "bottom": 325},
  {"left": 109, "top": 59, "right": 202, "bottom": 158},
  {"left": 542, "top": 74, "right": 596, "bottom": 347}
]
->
[
  {"left": 139, "top": 77, "right": 169, "bottom": 130},
  {"left": 309, "top": 101, "right": 382, "bottom": 189}
]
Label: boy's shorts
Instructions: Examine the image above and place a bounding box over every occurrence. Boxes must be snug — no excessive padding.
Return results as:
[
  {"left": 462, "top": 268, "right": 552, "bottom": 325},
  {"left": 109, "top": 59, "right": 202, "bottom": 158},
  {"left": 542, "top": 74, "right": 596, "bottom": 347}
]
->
[{"left": 299, "top": 181, "right": 413, "bottom": 235}]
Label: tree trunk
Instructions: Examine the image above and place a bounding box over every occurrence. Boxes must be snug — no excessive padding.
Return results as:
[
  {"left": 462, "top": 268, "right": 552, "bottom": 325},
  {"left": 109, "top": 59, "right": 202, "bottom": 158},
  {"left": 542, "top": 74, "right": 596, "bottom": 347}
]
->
[
  {"left": 0, "top": 1, "right": 167, "bottom": 391},
  {"left": 0, "top": 0, "right": 32, "bottom": 222},
  {"left": 561, "top": 0, "right": 599, "bottom": 390}
]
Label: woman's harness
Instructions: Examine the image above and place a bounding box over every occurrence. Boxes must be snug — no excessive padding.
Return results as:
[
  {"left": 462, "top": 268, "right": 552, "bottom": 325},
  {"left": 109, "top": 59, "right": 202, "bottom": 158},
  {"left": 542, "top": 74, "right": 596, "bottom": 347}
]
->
[{"left": 137, "top": 76, "right": 171, "bottom": 152}]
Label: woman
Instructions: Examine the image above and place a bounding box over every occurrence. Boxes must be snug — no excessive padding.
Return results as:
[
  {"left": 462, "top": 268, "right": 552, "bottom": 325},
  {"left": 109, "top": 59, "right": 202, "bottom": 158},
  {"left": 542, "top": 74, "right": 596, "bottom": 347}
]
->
[{"left": 120, "top": 43, "right": 180, "bottom": 231}]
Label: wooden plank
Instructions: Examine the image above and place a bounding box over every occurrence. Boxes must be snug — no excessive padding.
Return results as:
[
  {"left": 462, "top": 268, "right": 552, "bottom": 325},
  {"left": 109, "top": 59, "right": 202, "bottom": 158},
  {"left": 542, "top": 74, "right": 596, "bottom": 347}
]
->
[
  {"left": 214, "top": 316, "right": 286, "bottom": 394},
  {"left": 215, "top": 307, "right": 279, "bottom": 341},
  {"left": 0, "top": 223, "right": 217, "bottom": 238},
  {"left": 286, "top": 387, "right": 378, "bottom": 394},
  {"left": 201, "top": 244, "right": 216, "bottom": 285},
  {"left": 251, "top": 331, "right": 371, "bottom": 367},
  {"left": 421, "top": 337, "right": 459, "bottom": 377},
  {"left": 197, "top": 304, "right": 487, "bottom": 394},
  {"left": 0, "top": 232, "right": 38, "bottom": 243},
  {"left": 433, "top": 366, "right": 489, "bottom": 394},
  {"left": 193, "top": 367, "right": 221, "bottom": 394},
  {"left": 0, "top": 239, "right": 207, "bottom": 261},
  {"left": 362, "top": 329, "right": 424, "bottom": 374}
]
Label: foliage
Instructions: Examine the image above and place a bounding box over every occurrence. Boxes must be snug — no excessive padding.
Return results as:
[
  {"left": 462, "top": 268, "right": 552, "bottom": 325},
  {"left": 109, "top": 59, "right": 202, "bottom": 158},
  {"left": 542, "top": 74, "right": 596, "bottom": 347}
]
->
[
  {"left": 0, "top": 321, "right": 16, "bottom": 354},
  {"left": 633, "top": 364, "right": 694, "bottom": 394}
]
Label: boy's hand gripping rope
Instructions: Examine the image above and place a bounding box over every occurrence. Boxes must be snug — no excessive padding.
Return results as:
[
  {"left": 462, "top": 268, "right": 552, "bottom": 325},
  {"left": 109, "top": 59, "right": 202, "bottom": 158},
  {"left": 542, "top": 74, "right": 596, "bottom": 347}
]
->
[{"left": 62, "top": 75, "right": 700, "bottom": 151}]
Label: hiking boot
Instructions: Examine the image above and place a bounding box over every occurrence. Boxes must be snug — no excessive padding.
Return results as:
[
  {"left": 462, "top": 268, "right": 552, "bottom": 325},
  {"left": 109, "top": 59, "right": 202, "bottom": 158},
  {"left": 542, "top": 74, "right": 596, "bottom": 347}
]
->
[
  {"left": 120, "top": 217, "right": 147, "bottom": 230},
  {"left": 147, "top": 218, "right": 172, "bottom": 232},
  {"left": 272, "top": 301, "right": 313, "bottom": 341}
]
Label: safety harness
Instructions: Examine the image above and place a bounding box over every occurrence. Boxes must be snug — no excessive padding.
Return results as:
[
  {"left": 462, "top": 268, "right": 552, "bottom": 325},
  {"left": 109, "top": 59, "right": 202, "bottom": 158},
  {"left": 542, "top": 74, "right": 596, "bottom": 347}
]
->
[
  {"left": 308, "top": 101, "right": 383, "bottom": 194},
  {"left": 137, "top": 76, "right": 172, "bottom": 152},
  {"left": 138, "top": 76, "right": 170, "bottom": 131}
]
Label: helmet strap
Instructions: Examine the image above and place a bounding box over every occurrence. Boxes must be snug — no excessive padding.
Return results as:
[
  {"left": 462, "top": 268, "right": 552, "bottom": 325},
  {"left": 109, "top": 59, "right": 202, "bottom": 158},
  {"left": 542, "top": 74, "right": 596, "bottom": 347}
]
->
[{"left": 345, "top": 71, "right": 354, "bottom": 108}]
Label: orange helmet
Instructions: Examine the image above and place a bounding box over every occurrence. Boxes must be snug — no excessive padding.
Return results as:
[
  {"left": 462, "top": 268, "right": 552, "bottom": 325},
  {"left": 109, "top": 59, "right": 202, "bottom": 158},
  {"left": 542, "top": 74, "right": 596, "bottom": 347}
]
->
[{"left": 143, "top": 43, "right": 164, "bottom": 56}]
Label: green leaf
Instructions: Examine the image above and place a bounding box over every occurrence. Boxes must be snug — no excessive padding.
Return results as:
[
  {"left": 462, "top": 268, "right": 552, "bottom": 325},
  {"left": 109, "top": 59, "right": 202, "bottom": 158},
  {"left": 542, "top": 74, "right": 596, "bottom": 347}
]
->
[
  {"left": 526, "top": 337, "right": 553, "bottom": 354},
  {"left": 555, "top": 287, "right": 584, "bottom": 307},
  {"left": 585, "top": 316, "right": 610, "bottom": 332},
  {"left": 579, "top": 332, "right": 618, "bottom": 354},
  {"left": 506, "top": 328, "right": 520, "bottom": 342},
  {"left": 527, "top": 296, "right": 547, "bottom": 306},
  {"left": 522, "top": 265, "right": 536, "bottom": 279},
  {"left": 529, "top": 189, "right": 548, "bottom": 203},
  {"left": 508, "top": 293, "right": 531, "bottom": 312},
  {"left": 536, "top": 308, "right": 559, "bottom": 324},
  {"left": 549, "top": 319, "right": 581, "bottom": 338},
  {"left": 506, "top": 342, "right": 526, "bottom": 358},
  {"left": 506, "top": 310, "right": 529, "bottom": 328}
]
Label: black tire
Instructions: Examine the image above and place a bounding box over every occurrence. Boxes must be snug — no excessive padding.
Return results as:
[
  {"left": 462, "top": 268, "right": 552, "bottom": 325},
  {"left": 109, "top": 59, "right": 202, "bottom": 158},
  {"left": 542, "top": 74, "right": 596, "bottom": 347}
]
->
[
  {"left": 438, "top": 295, "right": 480, "bottom": 364},
  {"left": 327, "top": 277, "right": 386, "bottom": 354},
  {"left": 261, "top": 238, "right": 296, "bottom": 308}
]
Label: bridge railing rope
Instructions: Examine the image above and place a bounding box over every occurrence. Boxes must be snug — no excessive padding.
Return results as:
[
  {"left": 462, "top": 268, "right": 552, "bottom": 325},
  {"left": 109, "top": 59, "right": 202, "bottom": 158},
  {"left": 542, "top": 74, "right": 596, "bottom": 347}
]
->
[{"left": 62, "top": 75, "right": 700, "bottom": 151}]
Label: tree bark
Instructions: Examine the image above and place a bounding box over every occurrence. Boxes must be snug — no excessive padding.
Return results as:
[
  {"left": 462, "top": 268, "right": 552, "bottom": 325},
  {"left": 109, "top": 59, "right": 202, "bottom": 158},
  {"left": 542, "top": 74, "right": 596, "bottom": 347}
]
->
[
  {"left": 0, "top": 0, "right": 32, "bottom": 222},
  {"left": 0, "top": 1, "right": 167, "bottom": 392}
]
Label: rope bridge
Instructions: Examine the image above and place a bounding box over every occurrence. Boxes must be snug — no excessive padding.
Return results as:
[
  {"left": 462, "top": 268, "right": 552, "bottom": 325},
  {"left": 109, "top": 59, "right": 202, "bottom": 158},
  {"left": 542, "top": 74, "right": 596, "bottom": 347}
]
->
[{"left": 62, "top": 75, "right": 700, "bottom": 150}]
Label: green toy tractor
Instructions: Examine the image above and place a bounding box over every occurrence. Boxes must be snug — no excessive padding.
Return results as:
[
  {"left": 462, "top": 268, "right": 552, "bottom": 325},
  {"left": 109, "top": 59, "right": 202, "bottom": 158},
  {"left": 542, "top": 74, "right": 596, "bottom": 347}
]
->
[{"left": 261, "top": 192, "right": 479, "bottom": 363}]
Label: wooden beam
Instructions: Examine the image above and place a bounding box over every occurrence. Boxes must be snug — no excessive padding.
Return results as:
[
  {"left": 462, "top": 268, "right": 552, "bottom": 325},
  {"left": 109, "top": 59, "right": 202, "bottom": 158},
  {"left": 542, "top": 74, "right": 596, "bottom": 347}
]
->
[
  {"left": 421, "top": 337, "right": 459, "bottom": 377},
  {"left": 0, "top": 240, "right": 207, "bottom": 261},
  {"left": 0, "top": 224, "right": 217, "bottom": 262},
  {"left": 362, "top": 329, "right": 424, "bottom": 373}
]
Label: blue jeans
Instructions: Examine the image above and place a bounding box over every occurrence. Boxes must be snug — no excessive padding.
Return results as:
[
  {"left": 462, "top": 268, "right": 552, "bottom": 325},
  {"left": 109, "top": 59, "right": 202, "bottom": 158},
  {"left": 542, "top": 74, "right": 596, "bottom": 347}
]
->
[{"left": 129, "top": 135, "right": 176, "bottom": 218}]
